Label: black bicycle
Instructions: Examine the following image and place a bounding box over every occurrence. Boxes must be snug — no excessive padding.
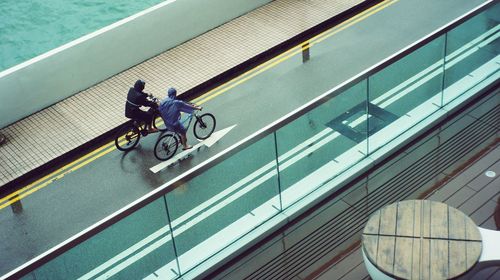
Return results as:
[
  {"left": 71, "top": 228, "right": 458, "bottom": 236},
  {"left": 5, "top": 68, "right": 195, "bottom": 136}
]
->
[
  {"left": 154, "top": 110, "right": 216, "bottom": 161},
  {"left": 115, "top": 95, "right": 167, "bottom": 151}
]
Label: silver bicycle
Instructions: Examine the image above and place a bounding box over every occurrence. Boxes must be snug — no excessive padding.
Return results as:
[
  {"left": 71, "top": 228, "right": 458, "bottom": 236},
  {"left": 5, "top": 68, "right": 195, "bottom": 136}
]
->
[{"left": 154, "top": 110, "right": 216, "bottom": 161}]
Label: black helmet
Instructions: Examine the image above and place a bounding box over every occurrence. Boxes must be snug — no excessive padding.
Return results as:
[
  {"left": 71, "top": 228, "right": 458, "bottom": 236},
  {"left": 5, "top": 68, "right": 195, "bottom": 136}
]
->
[{"left": 134, "top": 79, "right": 145, "bottom": 91}]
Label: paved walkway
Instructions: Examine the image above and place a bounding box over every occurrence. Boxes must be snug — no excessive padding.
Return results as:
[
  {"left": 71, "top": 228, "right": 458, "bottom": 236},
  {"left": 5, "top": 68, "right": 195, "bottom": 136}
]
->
[{"left": 0, "top": 0, "right": 364, "bottom": 188}]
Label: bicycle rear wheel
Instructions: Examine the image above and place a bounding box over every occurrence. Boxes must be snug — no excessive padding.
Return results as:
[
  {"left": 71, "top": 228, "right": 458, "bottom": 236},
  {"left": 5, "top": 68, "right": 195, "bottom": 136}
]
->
[
  {"left": 154, "top": 133, "right": 179, "bottom": 161},
  {"left": 152, "top": 111, "right": 168, "bottom": 132},
  {"left": 193, "top": 113, "right": 216, "bottom": 140},
  {"left": 115, "top": 123, "right": 140, "bottom": 151}
]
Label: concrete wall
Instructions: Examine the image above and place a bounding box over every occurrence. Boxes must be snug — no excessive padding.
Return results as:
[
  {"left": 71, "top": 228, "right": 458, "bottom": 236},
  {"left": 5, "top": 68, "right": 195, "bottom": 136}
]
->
[{"left": 0, "top": 0, "right": 271, "bottom": 128}]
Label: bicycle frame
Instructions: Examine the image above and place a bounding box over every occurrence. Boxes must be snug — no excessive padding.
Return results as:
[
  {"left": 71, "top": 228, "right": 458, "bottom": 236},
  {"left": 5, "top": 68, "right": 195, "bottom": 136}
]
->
[
  {"left": 180, "top": 112, "right": 195, "bottom": 130},
  {"left": 165, "top": 112, "right": 198, "bottom": 136},
  {"left": 153, "top": 110, "right": 215, "bottom": 160}
]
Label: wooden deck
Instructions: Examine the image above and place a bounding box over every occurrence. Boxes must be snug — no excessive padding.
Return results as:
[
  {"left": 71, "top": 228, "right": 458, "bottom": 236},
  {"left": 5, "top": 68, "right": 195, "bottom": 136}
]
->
[
  {"left": 315, "top": 144, "right": 500, "bottom": 280},
  {"left": 362, "top": 200, "right": 483, "bottom": 279}
]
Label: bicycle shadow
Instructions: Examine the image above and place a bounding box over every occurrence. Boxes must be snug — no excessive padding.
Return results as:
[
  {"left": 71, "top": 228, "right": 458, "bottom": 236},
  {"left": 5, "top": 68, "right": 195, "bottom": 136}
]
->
[{"left": 118, "top": 144, "right": 165, "bottom": 188}]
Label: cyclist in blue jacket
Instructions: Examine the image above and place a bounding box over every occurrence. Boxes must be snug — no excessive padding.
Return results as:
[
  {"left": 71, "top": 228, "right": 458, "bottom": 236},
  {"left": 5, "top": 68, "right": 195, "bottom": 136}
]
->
[{"left": 159, "top": 87, "right": 202, "bottom": 150}]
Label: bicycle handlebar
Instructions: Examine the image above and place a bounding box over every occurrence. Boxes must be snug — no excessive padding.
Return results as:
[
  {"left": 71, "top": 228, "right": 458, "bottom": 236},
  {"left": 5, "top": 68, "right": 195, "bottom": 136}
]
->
[
  {"left": 187, "top": 101, "right": 202, "bottom": 111},
  {"left": 146, "top": 95, "right": 202, "bottom": 111}
]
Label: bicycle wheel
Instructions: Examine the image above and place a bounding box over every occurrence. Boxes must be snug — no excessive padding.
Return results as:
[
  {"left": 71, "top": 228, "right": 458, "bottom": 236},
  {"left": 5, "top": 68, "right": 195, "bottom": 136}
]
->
[
  {"left": 152, "top": 111, "right": 168, "bottom": 132},
  {"left": 154, "top": 133, "right": 179, "bottom": 161},
  {"left": 115, "top": 123, "right": 140, "bottom": 151},
  {"left": 193, "top": 113, "right": 216, "bottom": 140}
]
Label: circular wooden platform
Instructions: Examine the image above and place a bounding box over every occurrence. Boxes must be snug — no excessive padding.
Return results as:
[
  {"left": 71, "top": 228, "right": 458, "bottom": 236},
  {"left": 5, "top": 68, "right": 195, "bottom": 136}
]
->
[{"left": 362, "top": 200, "right": 482, "bottom": 279}]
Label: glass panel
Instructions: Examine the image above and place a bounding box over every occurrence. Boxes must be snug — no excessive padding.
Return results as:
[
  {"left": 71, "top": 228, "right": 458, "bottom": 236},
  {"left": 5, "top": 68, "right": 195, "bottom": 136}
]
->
[
  {"left": 275, "top": 80, "right": 368, "bottom": 208},
  {"left": 367, "top": 35, "right": 445, "bottom": 153},
  {"left": 25, "top": 198, "right": 177, "bottom": 280},
  {"left": 443, "top": 3, "right": 500, "bottom": 104},
  {"left": 165, "top": 133, "right": 280, "bottom": 274}
]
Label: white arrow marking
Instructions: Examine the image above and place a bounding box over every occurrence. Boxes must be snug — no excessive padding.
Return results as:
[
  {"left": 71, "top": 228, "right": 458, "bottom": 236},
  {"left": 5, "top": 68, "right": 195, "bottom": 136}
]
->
[
  {"left": 150, "top": 125, "right": 237, "bottom": 173},
  {"left": 202, "top": 125, "right": 236, "bottom": 148}
]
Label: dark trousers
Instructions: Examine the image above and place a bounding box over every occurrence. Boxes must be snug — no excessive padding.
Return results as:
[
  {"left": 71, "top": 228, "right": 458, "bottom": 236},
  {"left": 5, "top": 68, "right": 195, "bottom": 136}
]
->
[{"left": 132, "top": 109, "right": 154, "bottom": 127}]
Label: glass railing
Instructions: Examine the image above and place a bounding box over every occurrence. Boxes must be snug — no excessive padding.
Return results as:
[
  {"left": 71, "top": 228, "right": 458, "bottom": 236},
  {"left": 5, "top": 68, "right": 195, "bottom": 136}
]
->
[{"left": 6, "top": 1, "right": 499, "bottom": 279}]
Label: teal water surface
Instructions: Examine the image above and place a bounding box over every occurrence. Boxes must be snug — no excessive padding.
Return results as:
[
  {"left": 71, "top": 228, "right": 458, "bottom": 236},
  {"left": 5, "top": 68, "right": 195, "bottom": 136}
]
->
[{"left": 0, "top": 0, "right": 165, "bottom": 71}]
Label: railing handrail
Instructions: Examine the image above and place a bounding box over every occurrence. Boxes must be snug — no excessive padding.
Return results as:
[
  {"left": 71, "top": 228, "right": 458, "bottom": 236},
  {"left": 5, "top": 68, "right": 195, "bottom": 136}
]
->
[{"left": 2, "top": 0, "right": 495, "bottom": 278}]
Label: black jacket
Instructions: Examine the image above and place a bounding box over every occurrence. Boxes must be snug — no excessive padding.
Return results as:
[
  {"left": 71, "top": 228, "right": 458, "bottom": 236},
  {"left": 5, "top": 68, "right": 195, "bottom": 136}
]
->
[{"left": 125, "top": 81, "right": 156, "bottom": 118}]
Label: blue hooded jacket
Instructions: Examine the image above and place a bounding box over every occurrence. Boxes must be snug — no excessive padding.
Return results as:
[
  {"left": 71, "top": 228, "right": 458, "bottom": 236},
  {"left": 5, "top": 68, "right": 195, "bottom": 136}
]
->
[{"left": 159, "top": 89, "right": 194, "bottom": 126}]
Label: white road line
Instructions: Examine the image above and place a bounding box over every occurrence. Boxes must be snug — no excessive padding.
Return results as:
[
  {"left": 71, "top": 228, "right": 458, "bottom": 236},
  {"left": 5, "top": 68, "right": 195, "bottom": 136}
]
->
[
  {"left": 446, "top": 24, "right": 500, "bottom": 62},
  {"left": 171, "top": 162, "right": 275, "bottom": 228},
  {"left": 277, "top": 128, "right": 333, "bottom": 164},
  {"left": 78, "top": 227, "right": 168, "bottom": 279},
  {"left": 173, "top": 170, "right": 278, "bottom": 235},
  {"left": 150, "top": 202, "right": 279, "bottom": 279},
  {"left": 150, "top": 125, "right": 236, "bottom": 173},
  {"left": 95, "top": 235, "right": 172, "bottom": 280},
  {"left": 446, "top": 30, "right": 500, "bottom": 70}
]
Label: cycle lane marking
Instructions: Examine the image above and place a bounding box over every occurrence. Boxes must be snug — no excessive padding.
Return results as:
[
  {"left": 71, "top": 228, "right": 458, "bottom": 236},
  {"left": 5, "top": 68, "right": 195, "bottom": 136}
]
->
[{"left": 150, "top": 125, "right": 237, "bottom": 173}]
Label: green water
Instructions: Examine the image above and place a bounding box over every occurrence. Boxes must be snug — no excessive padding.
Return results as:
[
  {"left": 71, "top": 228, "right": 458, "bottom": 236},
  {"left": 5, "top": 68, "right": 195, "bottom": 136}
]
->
[{"left": 0, "top": 0, "right": 165, "bottom": 71}]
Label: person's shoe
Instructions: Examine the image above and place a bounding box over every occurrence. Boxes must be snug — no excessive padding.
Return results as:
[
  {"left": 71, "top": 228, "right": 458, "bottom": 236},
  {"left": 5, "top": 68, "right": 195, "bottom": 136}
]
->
[{"left": 182, "top": 145, "right": 193, "bottom": 150}]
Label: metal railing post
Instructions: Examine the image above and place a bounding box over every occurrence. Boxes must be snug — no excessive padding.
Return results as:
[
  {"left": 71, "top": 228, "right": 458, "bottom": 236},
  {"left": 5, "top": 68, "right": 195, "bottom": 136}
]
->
[{"left": 302, "top": 42, "right": 310, "bottom": 63}]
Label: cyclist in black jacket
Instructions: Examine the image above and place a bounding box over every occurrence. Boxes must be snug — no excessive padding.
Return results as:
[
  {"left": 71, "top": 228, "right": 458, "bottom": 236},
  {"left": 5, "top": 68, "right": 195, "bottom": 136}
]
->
[{"left": 125, "top": 79, "right": 158, "bottom": 133}]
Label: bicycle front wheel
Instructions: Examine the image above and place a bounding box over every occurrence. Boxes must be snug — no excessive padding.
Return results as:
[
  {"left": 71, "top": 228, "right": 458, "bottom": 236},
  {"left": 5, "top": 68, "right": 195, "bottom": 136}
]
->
[
  {"left": 115, "top": 123, "right": 140, "bottom": 151},
  {"left": 193, "top": 113, "right": 216, "bottom": 140},
  {"left": 154, "top": 133, "right": 179, "bottom": 161}
]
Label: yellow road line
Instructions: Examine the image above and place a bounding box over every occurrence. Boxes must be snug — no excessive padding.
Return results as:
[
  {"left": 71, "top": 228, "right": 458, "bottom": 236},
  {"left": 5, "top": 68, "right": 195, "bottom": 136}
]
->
[
  {"left": 0, "top": 145, "right": 116, "bottom": 210},
  {"left": 194, "top": 0, "right": 398, "bottom": 104},
  {"left": 313, "top": 1, "right": 397, "bottom": 45},
  {"left": 192, "top": 0, "right": 396, "bottom": 104},
  {"left": 0, "top": 0, "right": 397, "bottom": 209},
  {"left": 1, "top": 117, "right": 168, "bottom": 208},
  {"left": 0, "top": 142, "right": 114, "bottom": 205},
  {"left": 0, "top": 120, "right": 158, "bottom": 205},
  {"left": 196, "top": 47, "right": 305, "bottom": 104},
  {"left": 309, "top": 0, "right": 395, "bottom": 43}
]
